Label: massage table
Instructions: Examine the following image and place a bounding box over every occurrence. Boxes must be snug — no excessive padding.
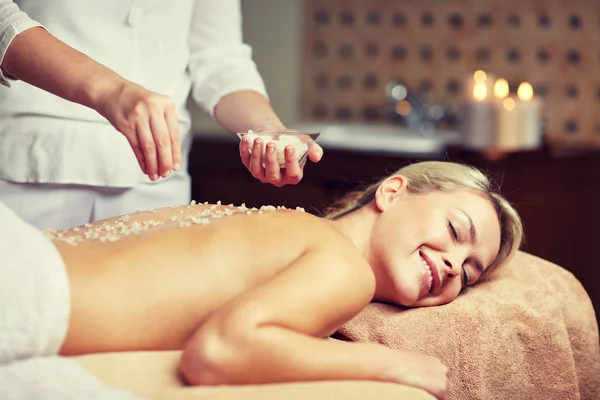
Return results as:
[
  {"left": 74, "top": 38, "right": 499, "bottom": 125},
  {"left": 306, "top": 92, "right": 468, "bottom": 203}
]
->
[{"left": 74, "top": 252, "right": 599, "bottom": 400}]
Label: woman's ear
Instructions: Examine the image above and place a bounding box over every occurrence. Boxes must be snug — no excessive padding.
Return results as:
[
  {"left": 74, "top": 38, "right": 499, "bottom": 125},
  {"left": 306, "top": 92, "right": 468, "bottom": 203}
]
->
[{"left": 374, "top": 175, "right": 407, "bottom": 212}]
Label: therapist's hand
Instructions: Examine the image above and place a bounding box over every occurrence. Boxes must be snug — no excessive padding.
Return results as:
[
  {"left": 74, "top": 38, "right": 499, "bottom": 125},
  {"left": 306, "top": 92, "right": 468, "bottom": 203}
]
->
[
  {"left": 1, "top": 27, "right": 180, "bottom": 181},
  {"left": 97, "top": 80, "right": 182, "bottom": 181},
  {"left": 213, "top": 90, "right": 323, "bottom": 187},
  {"left": 239, "top": 134, "right": 324, "bottom": 187}
]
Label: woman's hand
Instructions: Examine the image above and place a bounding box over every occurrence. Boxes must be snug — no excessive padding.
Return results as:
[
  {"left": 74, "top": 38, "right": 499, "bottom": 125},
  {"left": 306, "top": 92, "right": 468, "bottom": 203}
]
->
[
  {"left": 97, "top": 80, "right": 182, "bottom": 181},
  {"left": 239, "top": 135, "right": 323, "bottom": 187},
  {"left": 381, "top": 349, "right": 450, "bottom": 400}
]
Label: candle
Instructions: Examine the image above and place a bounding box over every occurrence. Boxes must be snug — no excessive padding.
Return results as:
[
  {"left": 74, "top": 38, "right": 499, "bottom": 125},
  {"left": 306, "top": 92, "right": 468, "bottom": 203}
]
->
[
  {"left": 496, "top": 96, "right": 521, "bottom": 150},
  {"left": 459, "top": 71, "right": 497, "bottom": 150},
  {"left": 517, "top": 82, "right": 543, "bottom": 149},
  {"left": 493, "top": 78, "right": 509, "bottom": 100}
]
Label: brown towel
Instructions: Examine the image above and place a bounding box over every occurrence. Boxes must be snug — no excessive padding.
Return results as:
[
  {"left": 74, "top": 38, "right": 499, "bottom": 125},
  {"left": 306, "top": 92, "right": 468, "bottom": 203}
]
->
[{"left": 336, "top": 252, "right": 600, "bottom": 400}]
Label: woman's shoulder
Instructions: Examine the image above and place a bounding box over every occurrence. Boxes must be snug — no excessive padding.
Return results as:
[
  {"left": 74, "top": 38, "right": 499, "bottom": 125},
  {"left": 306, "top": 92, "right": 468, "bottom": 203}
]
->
[
  {"left": 267, "top": 210, "right": 367, "bottom": 261},
  {"left": 213, "top": 205, "right": 367, "bottom": 265}
]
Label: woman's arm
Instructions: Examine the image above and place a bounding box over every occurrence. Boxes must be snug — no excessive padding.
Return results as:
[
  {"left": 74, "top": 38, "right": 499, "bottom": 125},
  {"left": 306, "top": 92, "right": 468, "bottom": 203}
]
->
[{"left": 179, "top": 249, "right": 449, "bottom": 400}]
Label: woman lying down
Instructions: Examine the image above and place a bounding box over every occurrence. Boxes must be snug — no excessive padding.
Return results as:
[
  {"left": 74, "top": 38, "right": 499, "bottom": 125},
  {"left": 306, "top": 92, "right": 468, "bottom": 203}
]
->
[{"left": 0, "top": 161, "right": 522, "bottom": 400}]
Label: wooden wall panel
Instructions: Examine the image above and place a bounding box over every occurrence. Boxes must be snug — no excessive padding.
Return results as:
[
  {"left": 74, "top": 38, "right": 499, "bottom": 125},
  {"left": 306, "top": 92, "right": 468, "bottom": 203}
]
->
[{"left": 301, "top": 0, "right": 600, "bottom": 147}]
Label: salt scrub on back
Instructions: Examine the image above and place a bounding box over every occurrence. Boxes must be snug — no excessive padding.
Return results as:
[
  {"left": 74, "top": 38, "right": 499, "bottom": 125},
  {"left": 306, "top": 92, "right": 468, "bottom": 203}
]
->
[{"left": 245, "top": 130, "right": 309, "bottom": 165}]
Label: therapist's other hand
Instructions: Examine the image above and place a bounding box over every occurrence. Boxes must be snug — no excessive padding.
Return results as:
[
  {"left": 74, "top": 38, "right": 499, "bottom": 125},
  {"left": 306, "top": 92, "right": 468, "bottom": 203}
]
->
[
  {"left": 239, "top": 135, "right": 324, "bottom": 187},
  {"left": 98, "top": 80, "right": 181, "bottom": 181}
]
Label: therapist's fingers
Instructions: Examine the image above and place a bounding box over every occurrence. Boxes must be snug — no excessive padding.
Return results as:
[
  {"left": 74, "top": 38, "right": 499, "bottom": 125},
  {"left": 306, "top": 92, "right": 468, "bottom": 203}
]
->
[
  {"left": 281, "top": 146, "right": 303, "bottom": 185},
  {"left": 307, "top": 143, "right": 324, "bottom": 163},
  {"left": 264, "top": 142, "right": 282, "bottom": 186},
  {"left": 98, "top": 81, "right": 181, "bottom": 178},
  {"left": 126, "top": 131, "right": 147, "bottom": 175},
  {"left": 136, "top": 119, "right": 159, "bottom": 181},
  {"left": 239, "top": 136, "right": 252, "bottom": 168},
  {"left": 149, "top": 112, "right": 173, "bottom": 178},
  {"left": 164, "top": 105, "right": 181, "bottom": 171},
  {"left": 248, "top": 138, "right": 266, "bottom": 181}
]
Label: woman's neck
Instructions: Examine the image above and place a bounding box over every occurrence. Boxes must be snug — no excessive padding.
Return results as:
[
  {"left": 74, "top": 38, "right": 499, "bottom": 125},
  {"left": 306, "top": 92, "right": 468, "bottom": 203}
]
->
[{"left": 325, "top": 206, "right": 376, "bottom": 262}]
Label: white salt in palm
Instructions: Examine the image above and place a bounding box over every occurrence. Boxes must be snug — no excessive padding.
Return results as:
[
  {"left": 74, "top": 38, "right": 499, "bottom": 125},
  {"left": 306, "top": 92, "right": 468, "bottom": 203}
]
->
[{"left": 238, "top": 130, "right": 320, "bottom": 167}]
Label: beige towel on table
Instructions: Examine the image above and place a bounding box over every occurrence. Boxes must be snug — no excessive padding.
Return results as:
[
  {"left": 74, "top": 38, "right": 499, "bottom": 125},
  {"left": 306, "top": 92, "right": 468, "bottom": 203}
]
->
[
  {"left": 76, "top": 351, "right": 435, "bottom": 400},
  {"left": 336, "top": 252, "right": 600, "bottom": 400}
]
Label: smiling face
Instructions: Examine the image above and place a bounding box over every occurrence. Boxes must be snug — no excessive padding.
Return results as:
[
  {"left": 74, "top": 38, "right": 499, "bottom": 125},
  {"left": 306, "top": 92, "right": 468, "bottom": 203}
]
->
[{"left": 368, "top": 175, "right": 501, "bottom": 307}]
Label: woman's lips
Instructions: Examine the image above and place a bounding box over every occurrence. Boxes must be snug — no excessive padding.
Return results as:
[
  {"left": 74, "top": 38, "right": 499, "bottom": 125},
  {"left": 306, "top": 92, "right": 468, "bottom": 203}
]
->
[
  {"left": 419, "top": 252, "right": 433, "bottom": 292},
  {"left": 419, "top": 250, "right": 441, "bottom": 295}
]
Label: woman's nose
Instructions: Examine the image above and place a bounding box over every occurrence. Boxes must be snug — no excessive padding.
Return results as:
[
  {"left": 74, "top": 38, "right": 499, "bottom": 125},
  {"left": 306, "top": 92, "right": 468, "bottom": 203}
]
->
[{"left": 442, "top": 253, "right": 462, "bottom": 277}]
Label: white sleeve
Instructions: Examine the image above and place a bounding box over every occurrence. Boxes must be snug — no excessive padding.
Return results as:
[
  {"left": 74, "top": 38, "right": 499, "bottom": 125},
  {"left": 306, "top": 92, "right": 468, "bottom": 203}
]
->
[
  {"left": 0, "top": 0, "right": 45, "bottom": 87},
  {"left": 0, "top": 356, "right": 146, "bottom": 400},
  {"left": 188, "top": 0, "right": 269, "bottom": 116}
]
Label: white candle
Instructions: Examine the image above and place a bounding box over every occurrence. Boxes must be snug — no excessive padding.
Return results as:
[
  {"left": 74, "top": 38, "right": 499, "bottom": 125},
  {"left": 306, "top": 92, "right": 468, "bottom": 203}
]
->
[
  {"left": 459, "top": 73, "right": 497, "bottom": 150},
  {"left": 496, "top": 97, "right": 522, "bottom": 150},
  {"left": 517, "top": 82, "right": 543, "bottom": 149},
  {"left": 493, "top": 78, "right": 509, "bottom": 101}
]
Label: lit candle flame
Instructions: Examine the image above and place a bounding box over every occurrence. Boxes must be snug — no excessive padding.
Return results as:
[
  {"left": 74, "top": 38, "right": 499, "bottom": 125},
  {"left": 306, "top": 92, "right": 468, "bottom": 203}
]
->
[
  {"left": 473, "top": 81, "right": 488, "bottom": 101},
  {"left": 474, "top": 70, "right": 487, "bottom": 83},
  {"left": 493, "top": 78, "right": 509, "bottom": 99},
  {"left": 502, "top": 97, "right": 516, "bottom": 111},
  {"left": 517, "top": 82, "right": 534, "bottom": 101}
]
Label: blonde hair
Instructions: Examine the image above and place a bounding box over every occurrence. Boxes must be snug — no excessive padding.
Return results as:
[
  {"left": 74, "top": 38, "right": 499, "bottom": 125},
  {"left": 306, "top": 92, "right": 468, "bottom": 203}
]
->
[{"left": 324, "top": 161, "right": 523, "bottom": 275}]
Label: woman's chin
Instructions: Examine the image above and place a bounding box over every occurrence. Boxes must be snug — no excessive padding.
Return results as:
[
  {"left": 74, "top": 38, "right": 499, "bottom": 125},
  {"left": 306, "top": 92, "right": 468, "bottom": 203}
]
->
[{"left": 391, "top": 282, "right": 421, "bottom": 307}]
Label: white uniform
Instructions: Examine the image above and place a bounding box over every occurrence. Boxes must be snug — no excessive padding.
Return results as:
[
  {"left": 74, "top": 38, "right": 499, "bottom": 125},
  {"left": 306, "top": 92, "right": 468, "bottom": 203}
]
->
[
  {"left": 0, "top": 202, "right": 144, "bottom": 399},
  {"left": 0, "top": 0, "right": 268, "bottom": 229}
]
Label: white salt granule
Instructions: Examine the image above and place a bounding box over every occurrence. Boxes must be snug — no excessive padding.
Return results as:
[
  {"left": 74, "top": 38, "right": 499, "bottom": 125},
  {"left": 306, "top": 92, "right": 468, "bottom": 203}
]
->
[
  {"left": 191, "top": 217, "right": 210, "bottom": 225},
  {"left": 244, "top": 132, "right": 309, "bottom": 165},
  {"left": 52, "top": 202, "right": 308, "bottom": 246},
  {"left": 130, "top": 222, "right": 142, "bottom": 234},
  {"left": 190, "top": 200, "right": 196, "bottom": 205}
]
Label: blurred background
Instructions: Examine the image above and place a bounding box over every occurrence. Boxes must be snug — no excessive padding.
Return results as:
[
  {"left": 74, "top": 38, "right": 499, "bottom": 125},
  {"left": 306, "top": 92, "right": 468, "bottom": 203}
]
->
[{"left": 188, "top": 0, "right": 600, "bottom": 321}]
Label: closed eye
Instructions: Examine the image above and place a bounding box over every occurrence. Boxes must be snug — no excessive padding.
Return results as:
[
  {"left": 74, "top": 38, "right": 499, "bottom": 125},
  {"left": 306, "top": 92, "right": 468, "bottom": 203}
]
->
[
  {"left": 448, "top": 221, "right": 459, "bottom": 242},
  {"left": 462, "top": 266, "right": 470, "bottom": 287}
]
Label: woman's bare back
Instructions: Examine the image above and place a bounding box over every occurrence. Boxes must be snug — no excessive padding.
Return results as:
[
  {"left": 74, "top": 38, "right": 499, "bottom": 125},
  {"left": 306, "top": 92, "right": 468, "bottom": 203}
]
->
[{"left": 50, "top": 204, "right": 365, "bottom": 356}]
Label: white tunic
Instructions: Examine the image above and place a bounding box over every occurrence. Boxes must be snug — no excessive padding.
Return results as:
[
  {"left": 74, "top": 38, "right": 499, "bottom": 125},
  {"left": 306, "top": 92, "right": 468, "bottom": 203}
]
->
[{"left": 0, "top": 0, "right": 268, "bottom": 187}]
